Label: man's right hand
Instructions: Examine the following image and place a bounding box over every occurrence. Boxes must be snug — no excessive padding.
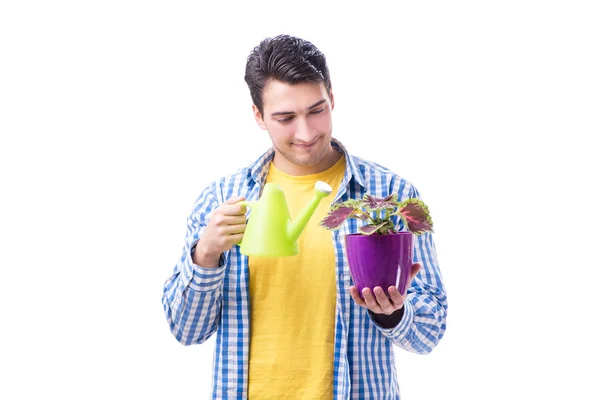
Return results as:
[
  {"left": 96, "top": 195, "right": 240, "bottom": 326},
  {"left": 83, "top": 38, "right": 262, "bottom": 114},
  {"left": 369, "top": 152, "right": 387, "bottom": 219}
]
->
[{"left": 192, "top": 196, "right": 247, "bottom": 269}]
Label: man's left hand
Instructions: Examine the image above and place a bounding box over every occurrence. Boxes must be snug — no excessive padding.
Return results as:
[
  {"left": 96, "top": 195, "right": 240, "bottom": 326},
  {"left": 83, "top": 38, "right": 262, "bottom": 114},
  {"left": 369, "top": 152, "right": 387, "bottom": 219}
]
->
[{"left": 349, "top": 262, "right": 421, "bottom": 315}]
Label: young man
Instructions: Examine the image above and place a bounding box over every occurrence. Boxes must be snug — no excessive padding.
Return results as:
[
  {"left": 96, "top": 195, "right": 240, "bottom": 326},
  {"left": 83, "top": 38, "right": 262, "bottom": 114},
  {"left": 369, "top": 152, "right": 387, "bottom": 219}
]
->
[{"left": 162, "top": 34, "right": 447, "bottom": 399}]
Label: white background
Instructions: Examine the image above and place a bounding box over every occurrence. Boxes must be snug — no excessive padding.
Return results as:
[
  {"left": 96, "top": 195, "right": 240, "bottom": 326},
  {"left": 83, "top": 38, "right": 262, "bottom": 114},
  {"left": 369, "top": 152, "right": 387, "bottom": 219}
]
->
[{"left": 1, "top": 1, "right": 599, "bottom": 399}]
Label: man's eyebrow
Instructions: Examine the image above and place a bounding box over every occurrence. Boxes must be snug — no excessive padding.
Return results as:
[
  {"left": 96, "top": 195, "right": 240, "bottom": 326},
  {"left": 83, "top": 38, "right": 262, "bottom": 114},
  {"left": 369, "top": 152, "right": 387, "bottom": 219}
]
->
[
  {"left": 308, "top": 99, "right": 327, "bottom": 109},
  {"left": 270, "top": 99, "right": 327, "bottom": 117}
]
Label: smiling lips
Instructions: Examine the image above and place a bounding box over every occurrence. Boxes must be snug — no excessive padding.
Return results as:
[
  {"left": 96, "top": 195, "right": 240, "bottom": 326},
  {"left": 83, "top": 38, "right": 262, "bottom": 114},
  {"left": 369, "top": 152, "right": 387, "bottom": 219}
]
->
[{"left": 293, "top": 137, "right": 320, "bottom": 149}]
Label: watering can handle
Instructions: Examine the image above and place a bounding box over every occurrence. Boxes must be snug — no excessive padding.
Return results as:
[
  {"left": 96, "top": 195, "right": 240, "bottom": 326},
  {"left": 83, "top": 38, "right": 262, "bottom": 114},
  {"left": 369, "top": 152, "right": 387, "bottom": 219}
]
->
[
  {"left": 235, "top": 200, "right": 254, "bottom": 247},
  {"left": 238, "top": 200, "right": 253, "bottom": 208}
]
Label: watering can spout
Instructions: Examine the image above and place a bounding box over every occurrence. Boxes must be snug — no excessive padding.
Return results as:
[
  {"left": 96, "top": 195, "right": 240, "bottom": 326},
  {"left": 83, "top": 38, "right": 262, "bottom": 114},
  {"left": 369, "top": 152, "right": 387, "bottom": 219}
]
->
[{"left": 288, "top": 181, "right": 333, "bottom": 242}]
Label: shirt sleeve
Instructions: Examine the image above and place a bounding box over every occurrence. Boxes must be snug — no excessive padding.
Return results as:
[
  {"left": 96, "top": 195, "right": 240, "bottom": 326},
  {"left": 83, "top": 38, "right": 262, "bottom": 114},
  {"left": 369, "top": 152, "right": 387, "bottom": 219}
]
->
[
  {"left": 161, "top": 183, "right": 228, "bottom": 346},
  {"left": 369, "top": 185, "right": 448, "bottom": 354}
]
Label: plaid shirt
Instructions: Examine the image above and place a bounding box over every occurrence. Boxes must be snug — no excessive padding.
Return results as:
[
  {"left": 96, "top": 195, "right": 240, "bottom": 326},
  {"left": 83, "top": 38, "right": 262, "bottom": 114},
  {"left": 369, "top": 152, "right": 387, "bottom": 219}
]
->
[{"left": 162, "top": 139, "right": 447, "bottom": 399}]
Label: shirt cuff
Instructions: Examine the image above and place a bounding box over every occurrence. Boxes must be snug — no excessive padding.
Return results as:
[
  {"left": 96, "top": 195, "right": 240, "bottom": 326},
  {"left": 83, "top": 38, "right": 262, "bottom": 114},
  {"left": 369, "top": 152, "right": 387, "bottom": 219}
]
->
[
  {"left": 181, "top": 245, "right": 228, "bottom": 292},
  {"left": 372, "top": 299, "right": 415, "bottom": 341}
]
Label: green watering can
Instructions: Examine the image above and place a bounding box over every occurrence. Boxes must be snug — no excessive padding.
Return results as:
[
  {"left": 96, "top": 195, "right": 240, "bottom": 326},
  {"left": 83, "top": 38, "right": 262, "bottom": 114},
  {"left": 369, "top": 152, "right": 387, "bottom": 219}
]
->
[{"left": 238, "top": 181, "right": 332, "bottom": 257}]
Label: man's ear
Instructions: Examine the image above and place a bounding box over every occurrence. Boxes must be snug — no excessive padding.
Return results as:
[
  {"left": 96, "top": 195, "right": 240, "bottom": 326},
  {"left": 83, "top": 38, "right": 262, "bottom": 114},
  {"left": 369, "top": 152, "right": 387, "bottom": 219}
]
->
[
  {"left": 252, "top": 104, "right": 267, "bottom": 130},
  {"left": 329, "top": 90, "right": 335, "bottom": 111}
]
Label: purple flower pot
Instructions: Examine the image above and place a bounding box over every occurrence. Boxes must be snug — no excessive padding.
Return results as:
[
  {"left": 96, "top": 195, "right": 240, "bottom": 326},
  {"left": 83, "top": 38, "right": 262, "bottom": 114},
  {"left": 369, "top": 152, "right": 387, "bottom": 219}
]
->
[{"left": 345, "top": 232, "right": 413, "bottom": 298}]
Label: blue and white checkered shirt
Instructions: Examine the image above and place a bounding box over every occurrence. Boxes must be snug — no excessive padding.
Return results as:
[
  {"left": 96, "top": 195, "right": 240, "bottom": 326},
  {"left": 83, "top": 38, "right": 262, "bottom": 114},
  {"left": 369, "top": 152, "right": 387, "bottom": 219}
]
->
[{"left": 162, "top": 139, "right": 447, "bottom": 399}]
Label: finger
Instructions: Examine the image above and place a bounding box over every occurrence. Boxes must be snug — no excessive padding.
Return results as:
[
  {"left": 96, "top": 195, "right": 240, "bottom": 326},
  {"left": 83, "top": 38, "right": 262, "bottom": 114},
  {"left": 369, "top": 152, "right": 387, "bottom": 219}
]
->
[
  {"left": 362, "top": 288, "right": 382, "bottom": 313},
  {"left": 220, "top": 203, "right": 249, "bottom": 217},
  {"left": 349, "top": 286, "right": 366, "bottom": 307},
  {"left": 209, "top": 213, "right": 246, "bottom": 229},
  {"left": 224, "top": 196, "right": 245, "bottom": 205},
  {"left": 373, "top": 287, "right": 395, "bottom": 314},
  {"left": 410, "top": 262, "right": 422, "bottom": 282},
  {"left": 219, "top": 214, "right": 247, "bottom": 226},
  {"left": 221, "top": 223, "right": 247, "bottom": 235},
  {"left": 388, "top": 286, "right": 405, "bottom": 309},
  {"left": 226, "top": 233, "right": 245, "bottom": 247}
]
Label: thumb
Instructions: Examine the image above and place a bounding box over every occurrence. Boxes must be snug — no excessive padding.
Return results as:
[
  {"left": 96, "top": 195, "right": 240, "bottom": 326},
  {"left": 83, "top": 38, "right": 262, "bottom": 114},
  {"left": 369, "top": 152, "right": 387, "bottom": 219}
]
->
[{"left": 410, "top": 262, "right": 421, "bottom": 281}]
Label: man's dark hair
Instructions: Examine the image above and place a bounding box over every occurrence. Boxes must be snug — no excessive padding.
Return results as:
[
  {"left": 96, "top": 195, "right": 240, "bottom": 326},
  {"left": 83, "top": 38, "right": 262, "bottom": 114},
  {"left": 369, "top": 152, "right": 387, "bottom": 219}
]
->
[{"left": 244, "top": 34, "right": 332, "bottom": 116}]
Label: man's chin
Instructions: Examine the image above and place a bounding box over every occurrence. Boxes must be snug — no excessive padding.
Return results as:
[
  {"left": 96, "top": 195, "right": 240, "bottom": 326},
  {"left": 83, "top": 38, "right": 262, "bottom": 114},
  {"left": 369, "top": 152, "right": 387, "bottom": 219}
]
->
[
  {"left": 295, "top": 147, "right": 330, "bottom": 164},
  {"left": 288, "top": 157, "right": 320, "bottom": 167}
]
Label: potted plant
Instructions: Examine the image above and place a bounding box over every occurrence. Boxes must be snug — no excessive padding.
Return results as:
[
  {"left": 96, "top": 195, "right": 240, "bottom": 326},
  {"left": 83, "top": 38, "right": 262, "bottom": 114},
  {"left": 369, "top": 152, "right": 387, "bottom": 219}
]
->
[{"left": 319, "top": 194, "right": 433, "bottom": 297}]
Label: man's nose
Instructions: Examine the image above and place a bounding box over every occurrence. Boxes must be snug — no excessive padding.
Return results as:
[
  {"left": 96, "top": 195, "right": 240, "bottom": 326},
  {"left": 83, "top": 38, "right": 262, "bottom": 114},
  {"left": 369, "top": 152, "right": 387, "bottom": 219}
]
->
[{"left": 295, "top": 117, "right": 316, "bottom": 142}]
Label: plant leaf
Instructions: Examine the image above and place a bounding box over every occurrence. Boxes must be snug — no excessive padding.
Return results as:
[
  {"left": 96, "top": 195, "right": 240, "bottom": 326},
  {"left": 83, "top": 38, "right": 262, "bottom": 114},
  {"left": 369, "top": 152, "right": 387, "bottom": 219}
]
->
[
  {"left": 352, "top": 212, "right": 370, "bottom": 221},
  {"left": 363, "top": 193, "right": 398, "bottom": 212},
  {"left": 341, "top": 198, "right": 363, "bottom": 209},
  {"left": 319, "top": 206, "right": 356, "bottom": 230},
  {"left": 358, "top": 221, "right": 389, "bottom": 235},
  {"left": 396, "top": 198, "right": 433, "bottom": 235}
]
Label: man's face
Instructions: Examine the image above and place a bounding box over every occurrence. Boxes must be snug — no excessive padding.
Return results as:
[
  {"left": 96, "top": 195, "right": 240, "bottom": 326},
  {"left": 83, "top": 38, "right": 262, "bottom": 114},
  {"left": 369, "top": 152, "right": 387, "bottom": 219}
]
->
[{"left": 253, "top": 80, "right": 335, "bottom": 175}]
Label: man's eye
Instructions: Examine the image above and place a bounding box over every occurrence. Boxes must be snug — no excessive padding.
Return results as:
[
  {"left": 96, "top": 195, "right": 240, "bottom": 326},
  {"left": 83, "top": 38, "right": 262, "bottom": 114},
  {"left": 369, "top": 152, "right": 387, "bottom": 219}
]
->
[
  {"left": 310, "top": 108, "right": 325, "bottom": 114},
  {"left": 277, "top": 116, "right": 293, "bottom": 123}
]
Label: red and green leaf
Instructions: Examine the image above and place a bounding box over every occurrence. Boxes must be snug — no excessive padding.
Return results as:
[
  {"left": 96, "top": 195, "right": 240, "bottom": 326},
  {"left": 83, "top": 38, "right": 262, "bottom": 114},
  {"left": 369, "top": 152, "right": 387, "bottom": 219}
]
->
[
  {"left": 362, "top": 193, "right": 398, "bottom": 212},
  {"left": 319, "top": 206, "right": 356, "bottom": 230},
  {"left": 358, "top": 221, "right": 389, "bottom": 235},
  {"left": 395, "top": 198, "right": 433, "bottom": 235}
]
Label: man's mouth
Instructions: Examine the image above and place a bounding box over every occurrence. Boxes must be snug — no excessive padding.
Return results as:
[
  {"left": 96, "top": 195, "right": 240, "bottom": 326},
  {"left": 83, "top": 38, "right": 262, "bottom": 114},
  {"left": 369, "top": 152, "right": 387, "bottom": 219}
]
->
[{"left": 293, "top": 137, "right": 320, "bottom": 149}]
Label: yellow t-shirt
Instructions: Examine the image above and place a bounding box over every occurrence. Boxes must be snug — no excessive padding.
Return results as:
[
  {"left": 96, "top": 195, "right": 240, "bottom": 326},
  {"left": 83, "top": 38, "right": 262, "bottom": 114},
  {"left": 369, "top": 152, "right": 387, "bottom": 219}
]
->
[{"left": 248, "top": 154, "right": 346, "bottom": 400}]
